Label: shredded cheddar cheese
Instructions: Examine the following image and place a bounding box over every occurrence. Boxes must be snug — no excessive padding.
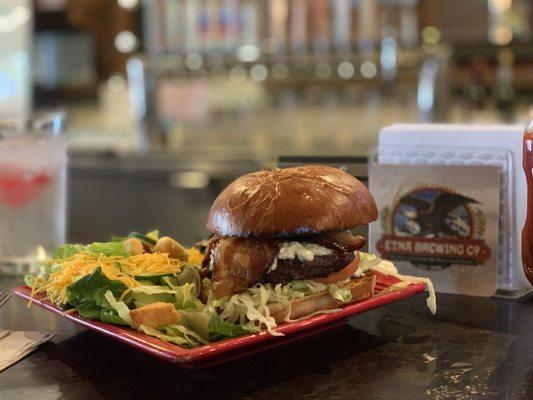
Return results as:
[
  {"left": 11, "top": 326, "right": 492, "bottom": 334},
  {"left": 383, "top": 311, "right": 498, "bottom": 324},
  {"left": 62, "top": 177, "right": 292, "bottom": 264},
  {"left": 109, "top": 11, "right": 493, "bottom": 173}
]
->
[
  {"left": 187, "top": 247, "right": 205, "bottom": 266},
  {"left": 32, "top": 252, "right": 187, "bottom": 306},
  {"left": 118, "top": 252, "right": 184, "bottom": 276}
]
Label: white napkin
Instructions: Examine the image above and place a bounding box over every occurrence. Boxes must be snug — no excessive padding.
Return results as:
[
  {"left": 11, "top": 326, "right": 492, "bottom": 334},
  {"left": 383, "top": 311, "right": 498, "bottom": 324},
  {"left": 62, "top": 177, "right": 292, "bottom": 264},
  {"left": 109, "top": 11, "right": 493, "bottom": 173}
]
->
[{"left": 0, "top": 329, "right": 53, "bottom": 372}]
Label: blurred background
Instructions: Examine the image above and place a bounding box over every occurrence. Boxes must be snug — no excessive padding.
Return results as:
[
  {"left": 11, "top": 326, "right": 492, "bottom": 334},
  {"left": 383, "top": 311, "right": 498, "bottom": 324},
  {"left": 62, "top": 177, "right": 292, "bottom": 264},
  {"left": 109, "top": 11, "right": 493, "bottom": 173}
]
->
[{"left": 1, "top": 0, "right": 532, "bottom": 244}]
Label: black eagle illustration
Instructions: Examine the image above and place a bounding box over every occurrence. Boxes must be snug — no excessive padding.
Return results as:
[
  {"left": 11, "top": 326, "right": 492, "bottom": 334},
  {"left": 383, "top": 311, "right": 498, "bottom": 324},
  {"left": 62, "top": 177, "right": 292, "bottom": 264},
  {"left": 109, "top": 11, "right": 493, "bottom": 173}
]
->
[{"left": 397, "top": 192, "right": 479, "bottom": 238}]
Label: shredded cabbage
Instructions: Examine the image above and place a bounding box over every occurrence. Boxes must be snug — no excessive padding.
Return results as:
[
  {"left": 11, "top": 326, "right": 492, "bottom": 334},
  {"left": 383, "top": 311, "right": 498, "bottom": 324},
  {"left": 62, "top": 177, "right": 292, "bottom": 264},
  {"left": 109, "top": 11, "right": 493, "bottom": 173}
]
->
[
  {"left": 358, "top": 252, "right": 437, "bottom": 314},
  {"left": 208, "top": 279, "right": 331, "bottom": 335},
  {"left": 328, "top": 284, "right": 352, "bottom": 303}
]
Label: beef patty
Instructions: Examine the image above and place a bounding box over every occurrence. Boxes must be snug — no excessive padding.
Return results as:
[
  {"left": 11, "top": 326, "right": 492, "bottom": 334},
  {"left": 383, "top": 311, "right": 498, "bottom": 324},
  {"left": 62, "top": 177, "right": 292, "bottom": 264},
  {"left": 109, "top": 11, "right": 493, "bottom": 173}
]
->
[{"left": 259, "top": 250, "right": 355, "bottom": 285}]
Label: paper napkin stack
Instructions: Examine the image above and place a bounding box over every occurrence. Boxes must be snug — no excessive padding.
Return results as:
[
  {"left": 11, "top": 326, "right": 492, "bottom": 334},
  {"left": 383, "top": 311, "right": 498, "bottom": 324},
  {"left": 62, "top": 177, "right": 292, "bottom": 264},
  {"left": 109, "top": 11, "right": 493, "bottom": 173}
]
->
[{"left": 0, "top": 329, "right": 53, "bottom": 372}]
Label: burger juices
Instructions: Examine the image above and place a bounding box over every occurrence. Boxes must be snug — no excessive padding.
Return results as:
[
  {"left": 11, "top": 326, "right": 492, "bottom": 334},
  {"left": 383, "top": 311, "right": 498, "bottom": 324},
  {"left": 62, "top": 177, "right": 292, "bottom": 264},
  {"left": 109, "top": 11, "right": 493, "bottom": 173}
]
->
[{"left": 203, "top": 166, "right": 379, "bottom": 320}]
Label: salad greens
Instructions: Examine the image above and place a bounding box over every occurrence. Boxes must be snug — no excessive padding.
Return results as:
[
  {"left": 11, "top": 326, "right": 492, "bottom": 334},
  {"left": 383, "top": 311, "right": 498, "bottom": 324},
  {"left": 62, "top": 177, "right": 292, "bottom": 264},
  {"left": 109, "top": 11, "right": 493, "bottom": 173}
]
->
[
  {"left": 52, "top": 230, "right": 161, "bottom": 260},
  {"left": 26, "top": 233, "right": 264, "bottom": 348}
]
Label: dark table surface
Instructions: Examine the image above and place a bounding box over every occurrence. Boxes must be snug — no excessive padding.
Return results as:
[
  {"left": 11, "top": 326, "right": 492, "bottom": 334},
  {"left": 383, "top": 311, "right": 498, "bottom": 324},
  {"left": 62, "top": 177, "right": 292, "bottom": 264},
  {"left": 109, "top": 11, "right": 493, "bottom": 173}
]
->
[{"left": 1, "top": 276, "right": 532, "bottom": 400}]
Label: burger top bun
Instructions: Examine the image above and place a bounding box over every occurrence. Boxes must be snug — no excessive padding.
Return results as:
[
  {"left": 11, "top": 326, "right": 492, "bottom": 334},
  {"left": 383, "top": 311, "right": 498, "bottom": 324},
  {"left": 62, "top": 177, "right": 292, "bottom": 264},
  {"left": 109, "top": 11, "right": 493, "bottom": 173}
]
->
[{"left": 207, "top": 165, "right": 378, "bottom": 237}]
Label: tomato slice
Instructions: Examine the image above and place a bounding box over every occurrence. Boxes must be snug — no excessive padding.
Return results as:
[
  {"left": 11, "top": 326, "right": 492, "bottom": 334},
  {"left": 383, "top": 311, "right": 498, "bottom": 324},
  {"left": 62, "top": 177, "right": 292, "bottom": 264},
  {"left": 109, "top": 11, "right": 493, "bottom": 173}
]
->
[{"left": 312, "top": 251, "right": 361, "bottom": 285}]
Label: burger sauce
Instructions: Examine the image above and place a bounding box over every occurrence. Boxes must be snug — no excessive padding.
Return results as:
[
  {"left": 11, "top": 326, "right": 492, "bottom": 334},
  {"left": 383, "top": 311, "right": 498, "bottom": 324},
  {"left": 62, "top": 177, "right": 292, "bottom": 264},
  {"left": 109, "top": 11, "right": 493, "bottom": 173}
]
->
[{"left": 522, "top": 121, "right": 533, "bottom": 285}]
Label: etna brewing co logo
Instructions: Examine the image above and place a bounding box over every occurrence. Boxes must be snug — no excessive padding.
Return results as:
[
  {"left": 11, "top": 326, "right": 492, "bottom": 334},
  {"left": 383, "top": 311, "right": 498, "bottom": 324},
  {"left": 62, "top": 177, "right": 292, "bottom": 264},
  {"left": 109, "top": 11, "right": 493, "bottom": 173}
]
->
[{"left": 376, "top": 186, "right": 491, "bottom": 270}]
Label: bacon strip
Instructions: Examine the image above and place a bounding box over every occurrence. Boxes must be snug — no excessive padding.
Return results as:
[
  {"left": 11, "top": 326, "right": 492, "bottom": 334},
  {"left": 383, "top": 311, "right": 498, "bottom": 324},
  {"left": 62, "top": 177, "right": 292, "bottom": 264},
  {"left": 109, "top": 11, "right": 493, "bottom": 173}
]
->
[
  {"left": 323, "top": 232, "right": 366, "bottom": 251},
  {"left": 208, "top": 237, "right": 278, "bottom": 298}
]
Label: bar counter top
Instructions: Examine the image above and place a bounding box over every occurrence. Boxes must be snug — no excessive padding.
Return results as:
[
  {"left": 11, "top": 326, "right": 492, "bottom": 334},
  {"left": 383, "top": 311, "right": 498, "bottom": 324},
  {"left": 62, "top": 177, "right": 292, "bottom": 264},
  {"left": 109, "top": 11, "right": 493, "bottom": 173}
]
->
[{"left": 1, "top": 276, "right": 532, "bottom": 400}]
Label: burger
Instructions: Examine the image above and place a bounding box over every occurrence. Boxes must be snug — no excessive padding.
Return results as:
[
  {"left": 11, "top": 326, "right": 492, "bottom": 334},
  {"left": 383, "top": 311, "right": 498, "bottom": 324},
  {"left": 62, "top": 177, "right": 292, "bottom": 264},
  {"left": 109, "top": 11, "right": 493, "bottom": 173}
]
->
[{"left": 202, "top": 165, "right": 379, "bottom": 323}]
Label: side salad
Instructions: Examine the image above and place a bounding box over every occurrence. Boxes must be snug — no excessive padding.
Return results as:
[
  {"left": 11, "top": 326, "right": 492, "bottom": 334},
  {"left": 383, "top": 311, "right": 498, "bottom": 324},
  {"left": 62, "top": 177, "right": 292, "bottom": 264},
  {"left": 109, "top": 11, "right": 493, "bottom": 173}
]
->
[{"left": 26, "top": 231, "right": 435, "bottom": 348}]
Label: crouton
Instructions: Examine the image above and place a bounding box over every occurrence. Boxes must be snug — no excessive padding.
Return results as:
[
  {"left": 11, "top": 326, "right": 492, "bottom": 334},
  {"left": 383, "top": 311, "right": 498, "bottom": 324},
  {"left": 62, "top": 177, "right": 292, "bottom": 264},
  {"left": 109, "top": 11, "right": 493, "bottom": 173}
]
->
[
  {"left": 123, "top": 238, "right": 144, "bottom": 256},
  {"left": 153, "top": 237, "right": 188, "bottom": 261},
  {"left": 129, "top": 302, "right": 180, "bottom": 329}
]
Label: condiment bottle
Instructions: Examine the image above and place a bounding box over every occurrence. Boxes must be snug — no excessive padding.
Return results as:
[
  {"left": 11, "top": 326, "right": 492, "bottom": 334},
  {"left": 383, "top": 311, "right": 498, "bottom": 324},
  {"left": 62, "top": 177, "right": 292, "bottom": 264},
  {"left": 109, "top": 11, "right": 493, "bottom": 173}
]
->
[{"left": 522, "top": 121, "right": 533, "bottom": 285}]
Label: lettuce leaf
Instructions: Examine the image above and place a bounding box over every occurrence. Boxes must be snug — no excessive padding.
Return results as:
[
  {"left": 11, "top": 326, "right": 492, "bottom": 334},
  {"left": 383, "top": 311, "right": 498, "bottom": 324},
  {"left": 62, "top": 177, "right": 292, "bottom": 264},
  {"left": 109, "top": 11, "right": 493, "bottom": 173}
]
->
[
  {"left": 134, "top": 264, "right": 201, "bottom": 287},
  {"left": 72, "top": 301, "right": 127, "bottom": 325},
  {"left": 145, "top": 230, "right": 159, "bottom": 243},
  {"left": 133, "top": 274, "right": 172, "bottom": 285},
  {"left": 52, "top": 244, "right": 85, "bottom": 259},
  {"left": 163, "top": 324, "right": 208, "bottom": 346},
  {"left": 100, "top": 309, "right": 128, "bottom": 325},
  {"left": 138, "top": 324, "right": 206, "bottom": 348},
  {"left": 128, "top": 230, "right": 159, "bottom": 246},
  {"left": 66, "top": 267, "right": 130, "bottom": 325},
  {"left": 24, "top": 274, "right": 36, "bottom": 287},
  {"left": 162, "top": 274, "right": 203, "bottom": 310},
  {"left": 208, "top": 315, "right": 257, "bottom": 341},
  {"left": 138, "top": 311, "right": 254, "bottom": 346},
  {"left": 177, "top": 310, "right": 213, "bottom": 341},
  {"left": 173, "top": 283, "right": 203, "bottom": 310},
  {"left": 67, "top": 267, "right": 127, "bottom": 308},
  {"left": 130, "top": 285, "right": 176, "bottom": 308},
  {"left": 84, "top": 242, "right": 128, "bottom": 257},
  {"left": 104, "top": 291, "right": 133, "bottom": 326},
  {"left": 53, "top": 242, "right": 128, "bottom": 259},
  {"left": 130, "top": 277, "right": 203, "bottom": 310},
  {"left": 176, "top": 265, "right": 201, "bottom": 292}
]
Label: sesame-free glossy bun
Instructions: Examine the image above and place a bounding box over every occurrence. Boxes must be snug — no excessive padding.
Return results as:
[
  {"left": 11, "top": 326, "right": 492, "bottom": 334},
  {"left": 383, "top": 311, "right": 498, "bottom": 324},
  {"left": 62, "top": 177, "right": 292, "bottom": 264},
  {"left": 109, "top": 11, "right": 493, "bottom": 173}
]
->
[{"left": 207, "top": 165, "right": 378, "bottom": 237}]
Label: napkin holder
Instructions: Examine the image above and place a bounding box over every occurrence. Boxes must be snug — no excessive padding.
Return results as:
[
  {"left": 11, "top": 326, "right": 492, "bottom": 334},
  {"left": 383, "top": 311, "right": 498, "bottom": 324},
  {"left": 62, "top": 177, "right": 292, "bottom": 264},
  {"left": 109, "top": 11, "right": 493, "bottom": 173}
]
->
[{"left": 371, "top": 124, "right": 530, "bottom": 297}]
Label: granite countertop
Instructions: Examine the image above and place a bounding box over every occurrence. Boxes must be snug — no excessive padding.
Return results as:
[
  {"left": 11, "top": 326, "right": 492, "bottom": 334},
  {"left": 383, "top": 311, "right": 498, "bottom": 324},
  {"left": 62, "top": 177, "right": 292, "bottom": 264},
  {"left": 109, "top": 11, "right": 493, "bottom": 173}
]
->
[{"left": 1, "top": 276, "right": 532, "bottom": 400}]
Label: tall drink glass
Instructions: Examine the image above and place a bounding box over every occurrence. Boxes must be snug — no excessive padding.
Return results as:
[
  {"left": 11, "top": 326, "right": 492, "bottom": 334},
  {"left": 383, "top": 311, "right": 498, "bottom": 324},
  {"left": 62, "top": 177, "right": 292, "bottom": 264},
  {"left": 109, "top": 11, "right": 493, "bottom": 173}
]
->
[{"left": 0, "top": 113, "right": 67, "bottom": 276}]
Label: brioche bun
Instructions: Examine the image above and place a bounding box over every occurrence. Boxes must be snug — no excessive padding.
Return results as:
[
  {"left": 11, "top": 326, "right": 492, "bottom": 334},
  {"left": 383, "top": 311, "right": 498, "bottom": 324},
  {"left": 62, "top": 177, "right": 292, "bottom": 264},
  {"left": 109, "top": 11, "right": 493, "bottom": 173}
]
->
[{"left": 207, "top": 166, "right": 378, "bottom": 237}]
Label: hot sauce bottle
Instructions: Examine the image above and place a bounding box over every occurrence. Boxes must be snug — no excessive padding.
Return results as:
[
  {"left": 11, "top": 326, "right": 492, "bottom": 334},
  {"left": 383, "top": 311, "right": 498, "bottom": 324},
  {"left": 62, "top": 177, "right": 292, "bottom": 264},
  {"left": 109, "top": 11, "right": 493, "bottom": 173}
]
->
[{"left": 522, "top": 121, "right": 533, "bottom": 285}]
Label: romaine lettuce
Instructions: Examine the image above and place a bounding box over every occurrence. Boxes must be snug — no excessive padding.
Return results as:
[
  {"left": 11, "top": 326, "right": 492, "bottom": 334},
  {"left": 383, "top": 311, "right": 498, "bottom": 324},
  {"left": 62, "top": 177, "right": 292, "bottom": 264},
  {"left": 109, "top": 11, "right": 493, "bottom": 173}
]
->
[
  {"left": 176, "top": 266, "right": 201, "bottom": 293},
  {"left": 52, "top": 244, "right": 85, "bottom": 259},
  {"left": 53, "top": 242, "right": 128, "bottom": 259},
  {"left": 138, "top": 324, "right": 206, "bottom": 348},
  {"left": 104, "top": 291, "right": 133, "bottom": 326},
  {"left": 130, "top": 276, "right": 203, "bottom": 310},
  {"left": 66, "top": 267, "right": 130, "bottom": 325},
  {"left": 173, "top": 283, "right": 203, "bottom": 310},
  {"left": 176, "top": 310, "right": 212, "bottom": 341},
  {"left": 67, "top": 267, "right": 127, "bottom": 308},
  {"left": 84, "top": 242, "right": 129, "bottom": 257},
  {"left": 130, "top": 285, "right": 176, "bottom": 308},
  {"left": 208, "top": 315, "right": 257, "bottom": 341},
  {"left": 162, "top": 273, "right": 203, "bottom": 310}
]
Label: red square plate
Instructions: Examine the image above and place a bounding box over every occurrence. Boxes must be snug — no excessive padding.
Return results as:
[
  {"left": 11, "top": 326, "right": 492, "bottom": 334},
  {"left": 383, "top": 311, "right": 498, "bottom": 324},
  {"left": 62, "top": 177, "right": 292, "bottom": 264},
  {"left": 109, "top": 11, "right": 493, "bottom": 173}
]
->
[{"left": 13, "top": 273, "right": 425, "bottom": 368}]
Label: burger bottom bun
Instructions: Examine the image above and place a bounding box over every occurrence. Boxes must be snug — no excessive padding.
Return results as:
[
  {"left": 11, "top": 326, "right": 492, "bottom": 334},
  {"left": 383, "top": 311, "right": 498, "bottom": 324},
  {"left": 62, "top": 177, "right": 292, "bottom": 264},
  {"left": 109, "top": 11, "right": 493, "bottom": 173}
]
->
[{"left": 268, "top": 273, "right": 376, "bottom": 324}]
